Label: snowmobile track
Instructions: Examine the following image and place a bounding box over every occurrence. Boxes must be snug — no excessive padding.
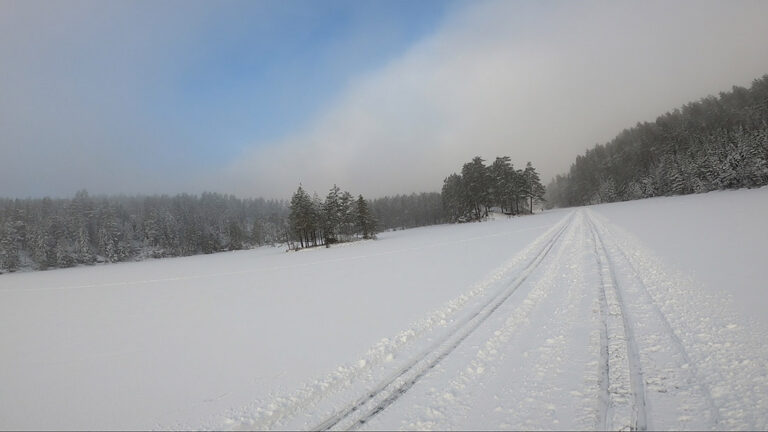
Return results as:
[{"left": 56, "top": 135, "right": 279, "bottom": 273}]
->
[
  {"left": 587, "top": 210, "right": 721, "bottom": 429},
  {"left": 311, "top": 212, "right": 575, "bottom": 431},
  {"left": 586, "top": 211, "right": 648, "bottom": 431}
]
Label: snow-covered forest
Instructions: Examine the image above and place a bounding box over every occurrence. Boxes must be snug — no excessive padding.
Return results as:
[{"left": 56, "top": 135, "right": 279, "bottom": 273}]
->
[
  {"left": 0, "top": 155, "right": 548, "bottom": 271},
  {"left": 545, "top": 74, "right": 768, "bottom": 207},
  {"left": 6, "top": 70, "right": 766, "bottom": 272},
  {"left": 0, "top": 191, "right": 453, "bottom": 273}
]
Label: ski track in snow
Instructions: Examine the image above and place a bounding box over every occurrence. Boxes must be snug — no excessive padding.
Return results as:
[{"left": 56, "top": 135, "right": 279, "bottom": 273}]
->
[
  {"left": 212, "top": 207, "right": 768, "bottom": 431},
  {"left": 214, "top": 216, "right": 573, "bottom": 431},
  {"left": 371, "top": 208, "right": 589, "bottom": 431},
  {"left": 589, "top": 209, "right": 728, "bottom": 430},
  {"left": 588, "top": 213, "right": 648, "bottom": 431},
  {"left": 588, "top": 209, "right": 768, "bottom": 430},
  {"left": 312, "top": 213, "right": 574, "bottom": 431}
]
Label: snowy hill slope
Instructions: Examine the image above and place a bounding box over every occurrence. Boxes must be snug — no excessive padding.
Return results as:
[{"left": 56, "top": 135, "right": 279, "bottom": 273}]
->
[{"left": 1, "top": 188, "right": 767, "bottom": 430}]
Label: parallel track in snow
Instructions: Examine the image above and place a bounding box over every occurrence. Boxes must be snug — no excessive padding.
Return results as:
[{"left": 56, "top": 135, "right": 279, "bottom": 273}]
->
[
  {"left": 587, "top": 210, "right": 721, "bottom": 430},
  {"left": 311, "top": 212, "right": 575, "bottom": 431},
  {"left": 586, "top": 211, "right": 648, "bottom": 431}
]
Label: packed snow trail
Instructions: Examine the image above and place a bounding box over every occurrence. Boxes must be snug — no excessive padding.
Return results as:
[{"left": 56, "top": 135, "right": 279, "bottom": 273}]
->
[
  {"left": 227, "top": 211, "right": 582, "bottom": 431},
  {"left": 311, "top": 213, "right": 574, "bottom": 431},
  {"left": 362, "top": 209, "right": 595, "bottom": 430},
  {"left": 225, "top": 212, "right": 575, "bottom": 431},
  {"left": 588, "top": 210, "right": 722, "bottom": 430},
  {"left": 588, "top": 213, "right": 648, "bottom": 430},
  {"left": 587, "top": 206, "right": 768, "bottom": 430},
  {"left": 222, "top": 207, "right": 768, "bottom": 431}
]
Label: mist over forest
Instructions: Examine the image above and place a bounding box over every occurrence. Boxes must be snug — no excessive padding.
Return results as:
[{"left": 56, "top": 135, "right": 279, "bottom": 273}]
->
[{"left": 2, "top": 73, "right": 767, "bottom": 273}]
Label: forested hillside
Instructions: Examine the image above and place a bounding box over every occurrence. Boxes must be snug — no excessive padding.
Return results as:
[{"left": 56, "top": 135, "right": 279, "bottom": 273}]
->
[{"left": 546, "top": 75, "right": 768, "bottom": 207}]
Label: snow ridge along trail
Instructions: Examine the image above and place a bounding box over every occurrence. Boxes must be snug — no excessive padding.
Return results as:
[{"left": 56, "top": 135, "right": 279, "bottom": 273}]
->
[
  {"left": 223, "top": 212, "right": 575, "bottom": 431},
  {"left": 312, "top": 213, "right": 574, "bottom": 431},
  {"left": 588, "top": 209, "right": 723, "bottom": 430},
  {"left": 363, "top": 208, "right": 593, "bottom": 431},
  {"left": 588, "top": 208, "right": 768, "bottom": 430},
  {"left": 588, "top": 213, "right": 647, "bottom": 431}
]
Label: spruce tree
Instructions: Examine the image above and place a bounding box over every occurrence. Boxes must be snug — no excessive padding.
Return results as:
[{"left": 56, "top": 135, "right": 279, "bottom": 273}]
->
[
  {"left": 522, "top": 162, "right": 545, "bottom": 213},
  {"left": 0, "top": 222, "right": 20, "bottom": 272},
  {"left": 322, "top": 185, "right": 342, "bottom": 245},
  {"left": 355, "top": 195, "right": 376, "bottom": 239},
  {"left": 289, "top": 185, "right": 313, "bottom": 249},
  {"left": 461, "top": 156, "right": 490, "bottom": 219}
]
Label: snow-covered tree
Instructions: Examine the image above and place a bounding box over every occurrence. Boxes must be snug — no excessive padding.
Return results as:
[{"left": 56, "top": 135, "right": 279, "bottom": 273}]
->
[{"left": 354, "top": 195, "right": 376, "bottom": 239}]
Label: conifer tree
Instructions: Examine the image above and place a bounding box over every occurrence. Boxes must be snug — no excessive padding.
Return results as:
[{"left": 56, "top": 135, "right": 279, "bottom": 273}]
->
[
  {"left": 289, "top": 185, "right": 313, "bottom": 249},
  {"left": 322, "top": 185, "right": 342, "bottom": 245},
  {"left": 355, "top": 195, "right": 376, "bottom": 239},
  {"left": 0, "top": 222, "right": 20, "bottom": 272},
  {"left": 461, "top": 156, "right": 490, "bottom": 219},
  {"left": 522, "top": 162, "right": 545, "bottom": 213},
  {"left": 339, "top": 190, "right": 355, "bottom": 242}
]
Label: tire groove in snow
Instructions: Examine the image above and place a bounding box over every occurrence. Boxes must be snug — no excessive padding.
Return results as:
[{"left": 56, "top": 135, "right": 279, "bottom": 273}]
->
[
  {"left": 383, "top": 210, "right": 592, "bottom": 431},
  {"left": 588, "top": 209, "right": 722, "bottom": 430},
  {"left": 220, "top": 214, "right": 573, "bottom": 431},
  {"left": 587, "top": 209, "right": 768, "bottom": 430},
  {"left": 587, "top": 211, "right": 648, "bottom": 431},
  {"left": 311, "top": 212, "right": 574, "bottom": 431}
]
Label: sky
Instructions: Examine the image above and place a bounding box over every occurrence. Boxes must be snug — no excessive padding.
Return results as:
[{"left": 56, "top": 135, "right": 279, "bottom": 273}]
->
[{"left": 2, "top": 0, "right": 768, "bottom": 199}]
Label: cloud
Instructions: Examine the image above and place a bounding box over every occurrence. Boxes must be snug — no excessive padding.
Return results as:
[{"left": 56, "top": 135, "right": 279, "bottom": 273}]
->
[
  {"left": 218, "top": 0, "right": 768, "bottom": 199},
  {"left": 3, "top": 1, "right": 768, "bottom": 199},
  {"left": 0, "top": 1, "right": 210, "bottom": 197}
]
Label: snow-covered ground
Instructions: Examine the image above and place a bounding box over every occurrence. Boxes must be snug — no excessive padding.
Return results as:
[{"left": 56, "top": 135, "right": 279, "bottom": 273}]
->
[{"left": 1, "top": 187, "right": 767, "bottom": 430}]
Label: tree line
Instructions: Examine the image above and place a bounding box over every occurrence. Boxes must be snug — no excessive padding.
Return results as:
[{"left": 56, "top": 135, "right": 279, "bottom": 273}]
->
[
  {"left": 546, "top": 74, "right": 768, "bottom": 208},
  {"left": 0, "top": 164, "right": 549, "bottom": 272},
  {"left": 369, "top": 192, "right": 446, "bottom": 231},
  {"left": 442, "top": 156, "right": 545, "bottom": 222},
  {"left": 287, "top": 184, "right": 377, "bottom": 249},
  {"left": 0, "top": 191, "right": 289, "bottom": 273}
]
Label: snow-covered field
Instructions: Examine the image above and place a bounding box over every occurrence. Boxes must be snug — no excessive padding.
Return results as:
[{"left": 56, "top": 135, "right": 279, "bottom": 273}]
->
[{"left": 1, "top": 187, "right": 767, "bottom": 430}]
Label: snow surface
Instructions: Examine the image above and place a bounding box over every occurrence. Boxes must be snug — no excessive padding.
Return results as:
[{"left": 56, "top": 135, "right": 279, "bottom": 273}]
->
[{"left": 1, "top": 188, "right": 767, "bottom": 430}]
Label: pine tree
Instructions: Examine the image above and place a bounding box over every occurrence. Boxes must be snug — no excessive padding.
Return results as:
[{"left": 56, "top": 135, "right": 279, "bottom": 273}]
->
[
  {"left": 522, "top": 162, "right": 545, "bottom": 213},
  {"left": 355, "top": 195, "right": 377, "bottom": 239},
  {"left": 310, "top": 193, "right": 323, "bottom": 246},
  {"left": 339, "top": 190, "right": 355, "bottom": 242},
  {"left": 289, "top": 185, "right": 314, "bottom": 249},
  {"left": 322, "top": 185, "right": 342, "bottom": 245},
  {"left": 441, "top": 173, "right": 466, "bottom": 222},
  {"left": 0, "top": 222, "right": 20, "bottom": 272},
  {"left": 75, "top": 227, "right": 94, "bottom": 264},
  {"left": 488, "top": 156, "right": 521, "bottom": 214},
  {"left": 461, "top": 156, "right": 490, "bottom": 219},
  {"left": 489, "top": 157, "right": 510, "bottom": 213},
  {"left": 226, "top": 219, "right": 244, "bottom": 250},
  {"left": 32, "top": 228, "right": 53, "bottom": 270},
  {"left": 98, "top": 207, "right": 122, "bottom": 262},
  {"left": 55, "top": 241, "right": 74, "bottom": 268},
  {"left": 598, "top": 177, "right": 618, "bottom": 203}
]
